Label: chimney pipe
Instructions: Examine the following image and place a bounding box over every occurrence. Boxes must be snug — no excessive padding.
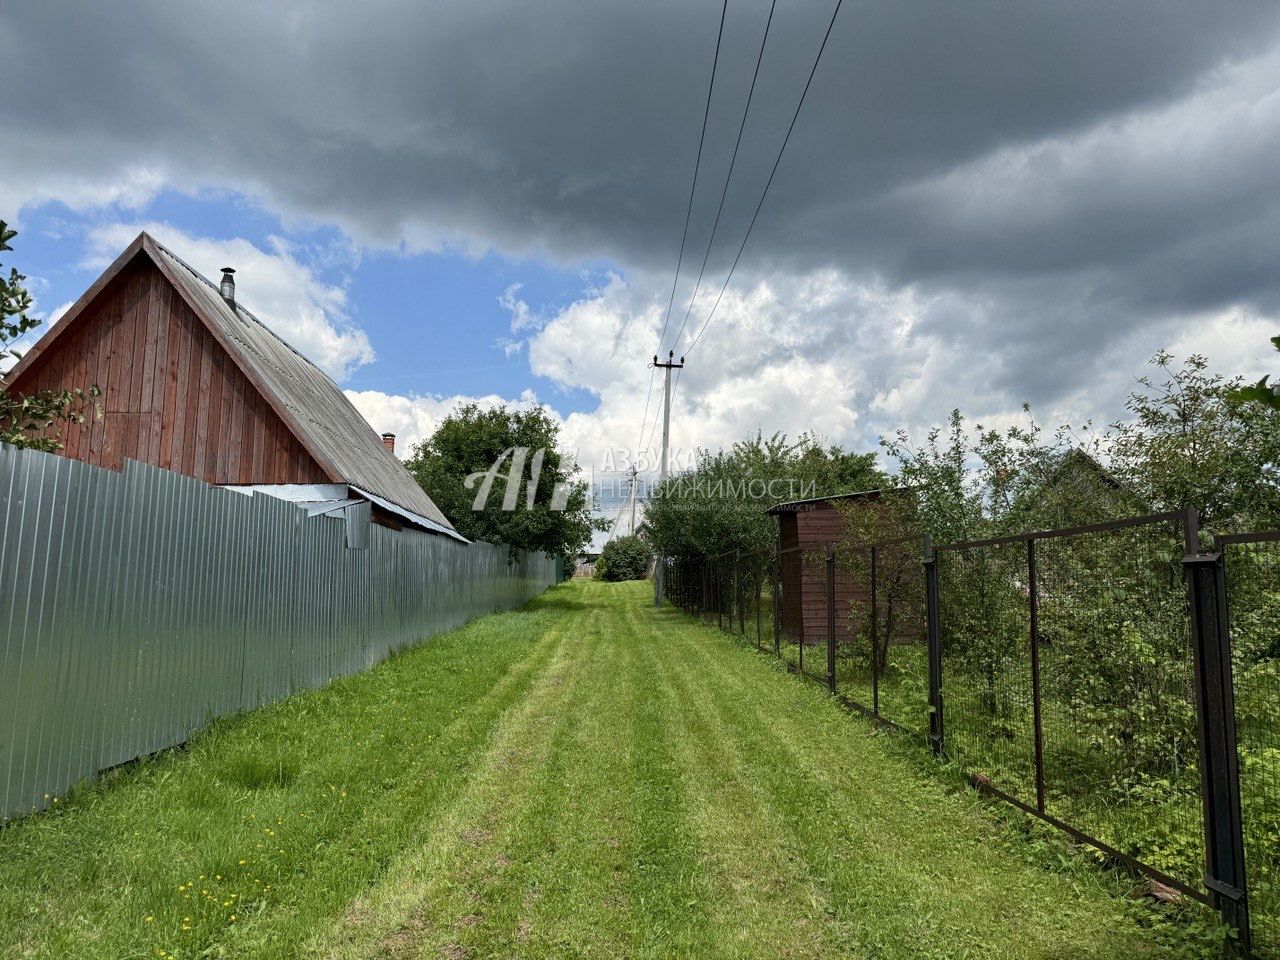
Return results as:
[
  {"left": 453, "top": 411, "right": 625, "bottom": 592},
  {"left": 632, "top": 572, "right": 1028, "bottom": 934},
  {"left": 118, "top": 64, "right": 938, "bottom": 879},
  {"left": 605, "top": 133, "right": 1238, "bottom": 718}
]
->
[
  {"left": 381, "top": 432, "right": 396, "bottom": 454},
  {"left": 219, "top": 267, "right": 236, "bottom": 307}
]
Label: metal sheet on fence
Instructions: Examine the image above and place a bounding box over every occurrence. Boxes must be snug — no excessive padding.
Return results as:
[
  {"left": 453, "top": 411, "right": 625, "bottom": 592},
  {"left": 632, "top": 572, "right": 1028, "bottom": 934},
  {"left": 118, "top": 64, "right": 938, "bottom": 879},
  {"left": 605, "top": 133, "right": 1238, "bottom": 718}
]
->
[{"left": 0, "top": 443, "right": 555, "bottom": 821}]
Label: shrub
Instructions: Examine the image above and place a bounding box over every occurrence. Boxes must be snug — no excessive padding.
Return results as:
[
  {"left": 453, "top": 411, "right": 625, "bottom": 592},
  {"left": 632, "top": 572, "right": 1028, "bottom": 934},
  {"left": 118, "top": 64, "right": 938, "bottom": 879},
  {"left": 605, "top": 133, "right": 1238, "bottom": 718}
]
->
[{"left": 595, "top": 535, "right": 652, "bottom": 582}]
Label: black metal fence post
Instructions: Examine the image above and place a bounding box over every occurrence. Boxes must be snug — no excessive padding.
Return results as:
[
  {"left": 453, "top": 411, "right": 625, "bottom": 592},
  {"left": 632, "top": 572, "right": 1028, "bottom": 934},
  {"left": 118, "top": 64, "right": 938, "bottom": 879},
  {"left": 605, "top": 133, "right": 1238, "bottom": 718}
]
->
[
  {"left": 827, "top": 545, "right": 837, "bottom": 694},
  {"left": 870, "top": 543, "right": 879, "bottom": 718},
  {"left": 923, "top": 535, "right": 944, "bottom": 755},
  {"left": 1184, "top": 509, "right": 1250, "bottom": 952},
  {"left": 1027, "top": 537, "right": 1046, "bottom": 814},
  {"left": 772, "top": 557, "right": 782, "bottom": 658}
]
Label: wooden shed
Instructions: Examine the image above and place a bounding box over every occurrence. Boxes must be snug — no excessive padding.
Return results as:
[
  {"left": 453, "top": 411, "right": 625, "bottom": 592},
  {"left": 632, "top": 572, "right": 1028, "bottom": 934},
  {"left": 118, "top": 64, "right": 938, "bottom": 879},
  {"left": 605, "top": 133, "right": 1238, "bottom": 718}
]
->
[
  {"left": 2, "top": 231, "right": 461, "bottom": 539},
  {"left": 768, "top": 490, "right": 886, "bottom": 645}
]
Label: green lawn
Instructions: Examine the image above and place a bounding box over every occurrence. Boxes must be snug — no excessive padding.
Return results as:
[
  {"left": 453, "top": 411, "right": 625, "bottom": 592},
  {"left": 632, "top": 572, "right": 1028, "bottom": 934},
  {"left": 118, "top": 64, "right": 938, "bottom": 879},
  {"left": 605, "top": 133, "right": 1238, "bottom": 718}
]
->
[{"left": 0, "top": 580, "right": 1221, "bottom": 959}]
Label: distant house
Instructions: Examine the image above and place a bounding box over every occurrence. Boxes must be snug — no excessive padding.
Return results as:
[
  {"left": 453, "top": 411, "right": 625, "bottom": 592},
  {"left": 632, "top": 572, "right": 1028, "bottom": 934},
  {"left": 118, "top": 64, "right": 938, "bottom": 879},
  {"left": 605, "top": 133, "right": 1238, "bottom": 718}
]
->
[
  {"left": 1007, "top": 448, "right": 1143, "bottom": 530},
  {"left": 2, "top": 232, "right": 461, "bottom": 539}
]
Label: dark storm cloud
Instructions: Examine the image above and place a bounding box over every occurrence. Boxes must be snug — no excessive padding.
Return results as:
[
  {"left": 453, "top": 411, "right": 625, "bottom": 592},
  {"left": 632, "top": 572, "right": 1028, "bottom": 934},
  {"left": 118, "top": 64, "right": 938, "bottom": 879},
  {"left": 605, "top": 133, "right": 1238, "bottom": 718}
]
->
[{"left": 4, "top": 0, "right": 1280, "bottom": 420}]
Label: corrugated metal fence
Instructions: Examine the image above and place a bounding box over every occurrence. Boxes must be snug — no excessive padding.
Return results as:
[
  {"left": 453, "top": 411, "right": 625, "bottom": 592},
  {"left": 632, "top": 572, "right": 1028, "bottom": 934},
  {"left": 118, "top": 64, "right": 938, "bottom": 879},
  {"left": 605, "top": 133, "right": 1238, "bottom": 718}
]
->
[{"left": 0, "top": 442, "right": 555, "bottom": 821}]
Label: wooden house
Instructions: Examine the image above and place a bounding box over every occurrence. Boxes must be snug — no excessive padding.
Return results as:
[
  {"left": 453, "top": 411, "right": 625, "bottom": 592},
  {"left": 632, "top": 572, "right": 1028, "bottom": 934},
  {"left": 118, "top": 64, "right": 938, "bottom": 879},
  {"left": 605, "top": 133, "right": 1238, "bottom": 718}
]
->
[
  {"left": 2, "top": 232, "right": 461, "bottom": 539},
  {"left": 768, "top": 490, "right": 887, "bottom": 645}
]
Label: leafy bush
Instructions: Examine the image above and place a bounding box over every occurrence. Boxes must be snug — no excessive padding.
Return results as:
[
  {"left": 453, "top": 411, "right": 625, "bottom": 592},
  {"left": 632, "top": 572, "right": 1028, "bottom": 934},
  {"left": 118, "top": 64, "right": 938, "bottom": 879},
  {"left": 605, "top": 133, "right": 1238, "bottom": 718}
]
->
[{"left": 594, "top": 535, "right": 652, "bottom": 582}]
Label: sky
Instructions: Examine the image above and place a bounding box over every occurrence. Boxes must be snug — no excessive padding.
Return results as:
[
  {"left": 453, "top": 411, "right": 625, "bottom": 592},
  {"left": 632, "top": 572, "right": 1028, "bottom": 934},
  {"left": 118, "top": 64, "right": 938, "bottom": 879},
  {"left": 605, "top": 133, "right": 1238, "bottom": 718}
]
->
[{"left": 4, "top": 1, "right": 1280, "bottom": 529}]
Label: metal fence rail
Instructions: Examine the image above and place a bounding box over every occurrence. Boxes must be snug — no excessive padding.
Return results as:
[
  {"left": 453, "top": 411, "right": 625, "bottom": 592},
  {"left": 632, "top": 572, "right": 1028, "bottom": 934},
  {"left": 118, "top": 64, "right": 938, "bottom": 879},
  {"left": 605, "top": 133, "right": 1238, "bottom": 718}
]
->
[
  {"left": 673, "top": 509, "right": 1280, "bottom": 956},
  {"left": 0, "top": 443, "right": 555, "bottom": 822}
]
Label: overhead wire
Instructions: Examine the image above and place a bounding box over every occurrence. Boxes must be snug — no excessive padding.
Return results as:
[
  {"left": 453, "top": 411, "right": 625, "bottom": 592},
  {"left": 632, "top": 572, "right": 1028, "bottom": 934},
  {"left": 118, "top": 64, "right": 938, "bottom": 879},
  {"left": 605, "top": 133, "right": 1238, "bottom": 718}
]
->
[
  {"left": 631, "top": 0, "right": 731, "bottom": 478},
  {"left": 684, "top": 0, "right": 845, "bottom": 358},
  {"left": 653, "top": 0, "right": 731, "bottom": 357},
  {"left": 671, "top": 0, "right": 779, "bottom": 352}
]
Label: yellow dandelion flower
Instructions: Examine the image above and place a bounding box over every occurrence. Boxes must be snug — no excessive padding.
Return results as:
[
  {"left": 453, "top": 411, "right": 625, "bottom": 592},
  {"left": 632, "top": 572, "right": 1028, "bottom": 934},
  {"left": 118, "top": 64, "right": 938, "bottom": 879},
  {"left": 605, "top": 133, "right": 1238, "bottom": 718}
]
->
[{"left": 144, "top": 916, "right": 155, "bottom": 923}]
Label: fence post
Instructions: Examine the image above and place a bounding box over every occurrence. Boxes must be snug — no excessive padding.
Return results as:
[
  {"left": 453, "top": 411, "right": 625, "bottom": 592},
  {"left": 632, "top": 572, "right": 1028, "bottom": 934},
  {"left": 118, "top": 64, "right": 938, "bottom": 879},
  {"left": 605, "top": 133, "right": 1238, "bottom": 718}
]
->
[
  {"left": 870, "top": 543, "right": 879, "bottom": 718},
  {"left": 772, "top": 556, "right": 782, "bottom": 658},
  {"left": 826, "top": 545, "right": 837, "bottom": 694},
  {"left": 1027, "top": 537, "right": 1046, "bottom": 814},
  {"left": 738, "top": 552, "right": 746, "bottom": 635},
  {"left": 1184, "top": 510, "right": 1250, "bottom": 953},
  {"left": 755, "top": 561, "right": 763, "bottom": 650},
  {"left": 923, "top": 535, "right": 944, "bottom": 755},
  {"left": 717, "top": 559, "right": 724, "bottom": 631}
]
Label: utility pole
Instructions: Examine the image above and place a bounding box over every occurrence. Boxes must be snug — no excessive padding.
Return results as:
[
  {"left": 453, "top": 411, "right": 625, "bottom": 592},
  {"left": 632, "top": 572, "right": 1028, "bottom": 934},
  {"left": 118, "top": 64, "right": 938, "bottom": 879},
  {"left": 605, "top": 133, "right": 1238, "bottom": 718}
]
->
[
  {"left": 627, "top": 464, "right": 638, "bottom": 535},
  {"left": 652, "top": 350, "right": 684, "bottom": 606}
]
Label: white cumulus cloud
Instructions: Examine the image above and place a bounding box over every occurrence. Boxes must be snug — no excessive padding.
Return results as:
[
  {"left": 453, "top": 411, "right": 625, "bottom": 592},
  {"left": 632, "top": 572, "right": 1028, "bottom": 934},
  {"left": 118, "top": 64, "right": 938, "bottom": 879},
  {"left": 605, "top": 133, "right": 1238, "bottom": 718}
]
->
[{"left": 84, "top": 223, "right": 375, "bottom": 382}]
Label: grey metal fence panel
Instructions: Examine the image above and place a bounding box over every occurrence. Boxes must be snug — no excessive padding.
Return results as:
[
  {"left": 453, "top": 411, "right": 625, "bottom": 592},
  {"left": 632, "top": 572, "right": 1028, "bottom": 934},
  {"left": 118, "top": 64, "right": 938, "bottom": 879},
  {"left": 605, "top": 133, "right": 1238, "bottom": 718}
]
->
[{"left": 0, "top": 443, "right": 555, "bottom": 821}]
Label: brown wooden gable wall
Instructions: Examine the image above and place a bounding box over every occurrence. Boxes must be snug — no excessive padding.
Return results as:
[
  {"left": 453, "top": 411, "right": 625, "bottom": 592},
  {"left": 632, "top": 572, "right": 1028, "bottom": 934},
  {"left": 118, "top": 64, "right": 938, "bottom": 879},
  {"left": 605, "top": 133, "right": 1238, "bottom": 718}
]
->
[
  {"left": 7, "top": 256, "right": 329, "bottom": 485},
  {"left": 778, "top": 501, "right": 868, "bottom": 644}
]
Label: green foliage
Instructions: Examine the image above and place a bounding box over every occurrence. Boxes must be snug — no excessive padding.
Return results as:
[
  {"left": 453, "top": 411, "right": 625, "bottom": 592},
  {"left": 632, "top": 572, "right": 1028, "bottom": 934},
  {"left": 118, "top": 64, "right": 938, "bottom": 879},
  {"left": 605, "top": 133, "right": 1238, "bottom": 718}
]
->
[
  {"left": 1109, "top": 352, "right": 1280, "bottom": 533},
  {"left": 880, "top": 407, "right": 1132, "bottom": 545},
  {"left": 405, "top": 402, "right": 604, "bottom": 562},
  {"left": 593, "top": 534, "right": 652, "bottom": 581},
  {"left": 1229, "top": 335, "right": 1280, "bottom": 410},
  {"left": 645, "top": 430, "right": 882, "bottom": 562},
  {"left": 0, "top": 221, "right": 98, "bottom": 449}
]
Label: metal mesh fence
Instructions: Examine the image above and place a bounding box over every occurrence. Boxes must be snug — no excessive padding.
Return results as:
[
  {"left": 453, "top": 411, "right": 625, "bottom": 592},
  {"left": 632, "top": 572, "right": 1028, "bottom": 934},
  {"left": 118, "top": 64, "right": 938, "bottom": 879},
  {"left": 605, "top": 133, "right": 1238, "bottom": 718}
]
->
[
  {"left": 1035, "top": 516, "right": 1203, "bottom": 892},
  {"left": 936, "top": 539, "right": 1038, "bottom": 802},
  {"left": 833, "top": 537, "right": 929, "bottom": 735},
  {"left": 671, "top": 510, "right": 1280, "bottom": 952},
  {"left": 1223, "top": 533, "right": 1280, "bottom": 955}
]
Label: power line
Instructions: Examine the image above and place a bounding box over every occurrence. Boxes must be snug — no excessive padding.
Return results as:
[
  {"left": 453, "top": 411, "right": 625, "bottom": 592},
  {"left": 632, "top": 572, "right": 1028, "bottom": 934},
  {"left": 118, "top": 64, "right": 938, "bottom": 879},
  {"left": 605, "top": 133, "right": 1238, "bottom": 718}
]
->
[
  {"left": 633, "top": 364, "right": 657, "bottom": 460},
  {"left": 654, "top": 0, "right": 731, "bottom": 356},
  {"left": 672, "top": 0, "right": 778, "bottom": 352},
  {"left": 685, "top": 0, "right": 845, "bottom": 358},
  {"left": 633, "top": 0, "right": 729, "bottom": 472}
]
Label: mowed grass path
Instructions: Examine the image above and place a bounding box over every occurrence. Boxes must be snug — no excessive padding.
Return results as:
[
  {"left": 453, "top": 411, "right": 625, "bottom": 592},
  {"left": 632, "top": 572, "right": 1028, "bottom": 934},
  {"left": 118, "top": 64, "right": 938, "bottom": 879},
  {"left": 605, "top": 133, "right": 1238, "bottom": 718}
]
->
[{"left": 0, "top": 580, "right": 1203, "bottom": 959}]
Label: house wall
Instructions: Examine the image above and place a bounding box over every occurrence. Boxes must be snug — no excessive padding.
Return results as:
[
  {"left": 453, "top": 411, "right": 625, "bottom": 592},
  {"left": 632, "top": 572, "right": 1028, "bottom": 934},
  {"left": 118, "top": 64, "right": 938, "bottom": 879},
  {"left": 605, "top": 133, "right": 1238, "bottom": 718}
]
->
[
  {"left": 777, "top": 500, "right": 869, "bottom": 644},
  {"left": 6, "top": 256, "right": 327, "bottom": 485}
]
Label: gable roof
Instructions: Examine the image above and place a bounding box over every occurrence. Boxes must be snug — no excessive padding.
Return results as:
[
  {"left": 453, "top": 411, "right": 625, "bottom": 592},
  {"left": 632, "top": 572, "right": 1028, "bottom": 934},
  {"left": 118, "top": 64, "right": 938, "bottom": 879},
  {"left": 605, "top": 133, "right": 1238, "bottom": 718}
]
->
[{"left": 5, "top": 232, "right": 459, "bottom": 538}]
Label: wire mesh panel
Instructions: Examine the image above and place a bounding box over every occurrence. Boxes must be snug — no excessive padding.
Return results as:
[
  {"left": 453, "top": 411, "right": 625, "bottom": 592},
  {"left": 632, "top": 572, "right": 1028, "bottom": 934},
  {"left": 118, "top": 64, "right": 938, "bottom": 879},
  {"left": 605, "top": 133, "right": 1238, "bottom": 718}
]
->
[
  {"left": 833, "top": 543, "right": 874, "bottom": 709},
  {"left": 1223, "top": 535, "right": 1280, "bottom": 955},
  {"left": 798, "top": 548, "right": 831, "bottom": 687},
  {"left": 776, "top": 546, "right": 806, "bottom": 674},
  {"left": 872, "top": 537, "right": 929, "bottom": 734},
  {"left": 1036, "top": 515, "right": 1203, "bottom": 894},
  {"left": 937, "top": 539, "right": 1038, "bottom": 802}
]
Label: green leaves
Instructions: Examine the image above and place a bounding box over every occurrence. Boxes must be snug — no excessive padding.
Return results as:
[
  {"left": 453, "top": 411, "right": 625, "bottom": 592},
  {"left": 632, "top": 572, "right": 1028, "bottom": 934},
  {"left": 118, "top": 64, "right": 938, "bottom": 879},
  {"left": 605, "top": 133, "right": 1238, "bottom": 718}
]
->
[
  {"left": 404, "top": 401, "right": 603, "bottom": 561},
  {"left": 645, "top": 430, "right": 883, "bottom": 562},
  {"left": 594, "top": 535, "right": 652, "bottom": 581}
]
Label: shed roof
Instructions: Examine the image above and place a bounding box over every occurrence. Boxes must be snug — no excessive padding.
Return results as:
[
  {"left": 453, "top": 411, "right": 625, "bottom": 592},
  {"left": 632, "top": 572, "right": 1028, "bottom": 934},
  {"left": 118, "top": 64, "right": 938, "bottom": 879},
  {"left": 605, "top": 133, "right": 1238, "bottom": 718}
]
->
[
  {"left": 6, "top": 232, "right": 458, "bottom": 537},
  {"left": 767, "top": 488, "right": 896, "bottom": 514}
]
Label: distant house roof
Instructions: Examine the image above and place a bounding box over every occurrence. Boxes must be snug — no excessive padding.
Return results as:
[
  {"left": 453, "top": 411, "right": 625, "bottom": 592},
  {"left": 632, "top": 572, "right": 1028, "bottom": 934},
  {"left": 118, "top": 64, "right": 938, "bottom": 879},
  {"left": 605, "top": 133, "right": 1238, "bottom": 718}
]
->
[{"left": 6, "top": 232, "right": 459, "bottom": 538}]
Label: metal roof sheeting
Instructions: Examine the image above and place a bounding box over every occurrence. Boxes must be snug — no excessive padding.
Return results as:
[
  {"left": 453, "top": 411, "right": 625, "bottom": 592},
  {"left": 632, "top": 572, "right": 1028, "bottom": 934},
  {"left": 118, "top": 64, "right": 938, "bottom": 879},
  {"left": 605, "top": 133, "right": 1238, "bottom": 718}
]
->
[{"left": 145, "top": 235, "right": 457, "bottom": 534}]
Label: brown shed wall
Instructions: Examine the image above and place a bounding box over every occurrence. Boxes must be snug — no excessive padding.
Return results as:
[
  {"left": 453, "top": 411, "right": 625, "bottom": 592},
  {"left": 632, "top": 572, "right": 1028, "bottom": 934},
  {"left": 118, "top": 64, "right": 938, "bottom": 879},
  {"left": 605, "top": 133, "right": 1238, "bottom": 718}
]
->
[
  {"left": 6, "top": 257, "right": 327, "bottom": 485},
  {"left": 777, "top": 499, "right": 869, "bottom": 645}
]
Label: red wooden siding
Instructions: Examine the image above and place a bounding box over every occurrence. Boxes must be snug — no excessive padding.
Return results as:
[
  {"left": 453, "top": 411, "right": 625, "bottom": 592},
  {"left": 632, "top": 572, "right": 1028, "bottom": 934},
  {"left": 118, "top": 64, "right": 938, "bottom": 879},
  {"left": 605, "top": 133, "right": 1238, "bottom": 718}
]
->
[
  {"left": 7, "top": 256, "right": 328, "bottom": 485},
  {"left": 777, "top": 500, "right": 869, "bottom": 645}
]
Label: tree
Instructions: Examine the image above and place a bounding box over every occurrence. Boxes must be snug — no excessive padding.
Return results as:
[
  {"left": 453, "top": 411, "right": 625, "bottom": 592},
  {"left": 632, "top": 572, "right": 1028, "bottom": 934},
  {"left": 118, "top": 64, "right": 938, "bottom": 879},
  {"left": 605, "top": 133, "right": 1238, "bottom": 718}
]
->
[
  {"left": 1108, "top": 352, "right": 1280, "bottom": 533},
  {"left": 1, "top": 222, "right": 97, "bottom": 449},
  {"left": 1230, "top": 335, "right": 1280, "bottom": 410},
  {"left": 405, "top": 402, "right": 603, "bottom": 562},
  {"left": 594, "top": 534, "right": 652, "bottom": 582},
  {"left": 645, "top": 431, "right": 883, "bottom": 564}
]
